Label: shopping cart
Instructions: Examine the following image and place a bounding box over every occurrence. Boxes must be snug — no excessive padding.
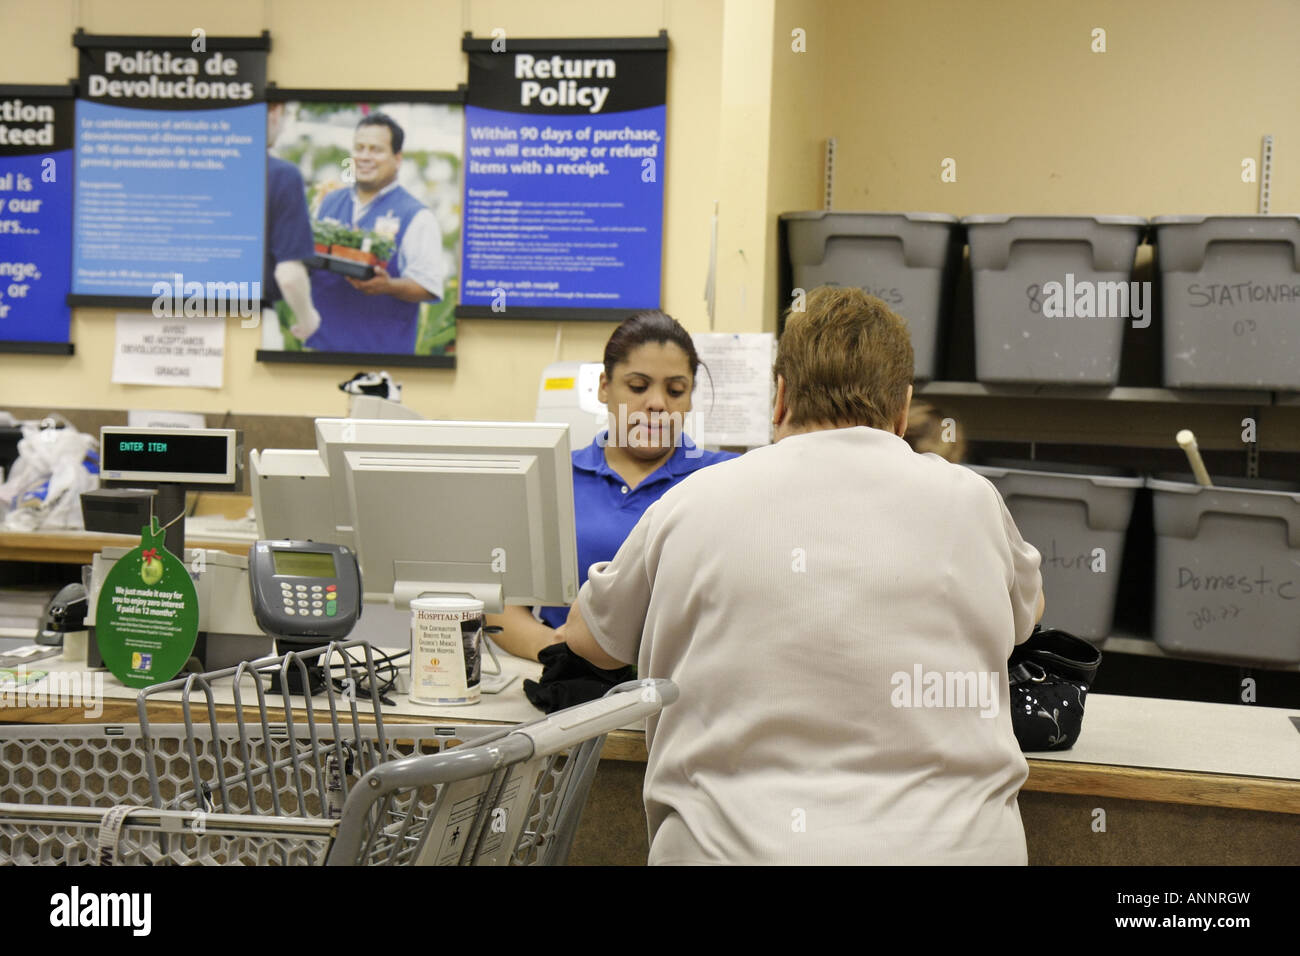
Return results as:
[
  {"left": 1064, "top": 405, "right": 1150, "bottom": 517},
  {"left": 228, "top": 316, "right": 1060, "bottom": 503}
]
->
[{"left": 0, "top": 640, "right": 676, "bottom": 865}]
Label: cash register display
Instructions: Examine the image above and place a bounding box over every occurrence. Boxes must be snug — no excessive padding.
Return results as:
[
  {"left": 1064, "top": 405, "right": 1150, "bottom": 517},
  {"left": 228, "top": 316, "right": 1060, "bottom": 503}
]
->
[{"left": 272, "top": 550, "right": 337, "bottom": 578}]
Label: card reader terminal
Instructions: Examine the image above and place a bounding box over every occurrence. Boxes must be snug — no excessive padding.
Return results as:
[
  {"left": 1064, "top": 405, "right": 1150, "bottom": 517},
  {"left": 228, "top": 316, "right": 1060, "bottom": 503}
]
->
[{"left": 248, "top": 540, "right": 362, "bottom": 641}]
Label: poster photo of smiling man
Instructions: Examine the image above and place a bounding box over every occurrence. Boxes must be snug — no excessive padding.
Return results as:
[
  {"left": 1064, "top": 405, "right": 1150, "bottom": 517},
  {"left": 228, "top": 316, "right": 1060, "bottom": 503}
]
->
[{"left": 259, "top": 93, "right": 463, "bottom": 366}]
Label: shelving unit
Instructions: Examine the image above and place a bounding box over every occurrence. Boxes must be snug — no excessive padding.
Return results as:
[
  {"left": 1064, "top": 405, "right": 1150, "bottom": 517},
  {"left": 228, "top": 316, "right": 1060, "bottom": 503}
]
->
[{"left": 914, "top": 380, "right": 1300, "bottom": 699}]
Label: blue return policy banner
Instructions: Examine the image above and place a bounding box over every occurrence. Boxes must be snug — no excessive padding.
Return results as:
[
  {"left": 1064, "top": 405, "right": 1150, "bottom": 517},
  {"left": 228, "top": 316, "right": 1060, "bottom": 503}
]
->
[{"left": 459, "top": 35, "right": 668, "bottom": 321}]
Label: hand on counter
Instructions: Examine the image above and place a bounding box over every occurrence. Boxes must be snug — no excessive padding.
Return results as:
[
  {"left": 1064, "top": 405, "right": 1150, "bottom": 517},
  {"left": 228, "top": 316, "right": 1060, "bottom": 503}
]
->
[{"left": 484, "top": 605, "right": 565, "bottom": 662}]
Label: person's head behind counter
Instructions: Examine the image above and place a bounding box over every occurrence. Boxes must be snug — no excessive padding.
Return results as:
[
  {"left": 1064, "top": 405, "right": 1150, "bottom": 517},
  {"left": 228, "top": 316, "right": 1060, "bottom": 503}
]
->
[
  {"left": 904, "top": 400, "right": 967, "bottom": 463},
  {"left": 486, "top": 308, "right": 737, "bottom": 664},
  {"left": 597, "top": 308, "right": 707, "bottom": 471}
]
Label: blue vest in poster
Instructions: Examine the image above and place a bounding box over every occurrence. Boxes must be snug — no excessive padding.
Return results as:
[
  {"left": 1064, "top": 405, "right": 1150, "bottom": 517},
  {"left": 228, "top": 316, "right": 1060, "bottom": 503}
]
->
[{"left": 306, "top": 184, "right": 428, "bottom": 353}]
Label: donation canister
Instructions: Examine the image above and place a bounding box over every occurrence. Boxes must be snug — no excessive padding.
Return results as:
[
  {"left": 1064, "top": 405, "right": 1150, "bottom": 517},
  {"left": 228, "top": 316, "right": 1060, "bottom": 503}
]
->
[{"left": 409, "top": 596, "right": 483, "bottom": 706}]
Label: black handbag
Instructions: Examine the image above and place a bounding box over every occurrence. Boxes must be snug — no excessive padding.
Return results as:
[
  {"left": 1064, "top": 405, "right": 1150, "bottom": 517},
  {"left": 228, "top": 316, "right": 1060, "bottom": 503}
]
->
[{"left": 1008, "top": 626, "right": 1102, "bottom": 752}]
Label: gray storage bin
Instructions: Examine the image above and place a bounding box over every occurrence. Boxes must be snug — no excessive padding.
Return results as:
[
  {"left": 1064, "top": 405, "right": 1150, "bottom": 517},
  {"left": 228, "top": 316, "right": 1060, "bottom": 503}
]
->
[
  {"left": 964, "top": 215, "right": 1147, "bottom": 384},
  {"left": 1151, "top": 215, "right": 1300, "bottom": 389},
  {"left": 782, "top": 212, "right": 960, "bottom": 380},
  {"left": 968, "top": 460, "right": 1142, "bottom": 643},
  {"left": 1149, "top": 474, "right": 1300, "bottom": 664}
]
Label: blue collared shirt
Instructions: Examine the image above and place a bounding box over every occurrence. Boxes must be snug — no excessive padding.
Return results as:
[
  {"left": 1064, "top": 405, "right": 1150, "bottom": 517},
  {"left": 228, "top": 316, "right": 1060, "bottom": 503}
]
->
[{"left": 537, "top": 432, "right": 739, "bottom": 629}]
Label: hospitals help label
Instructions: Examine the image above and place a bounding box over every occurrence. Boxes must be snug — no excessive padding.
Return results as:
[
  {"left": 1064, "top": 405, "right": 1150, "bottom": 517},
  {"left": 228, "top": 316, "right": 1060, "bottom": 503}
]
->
[
  {"left": 95, "top": 517, "right": 199, "bottom": 688},
  {"left": 410, "top": 605, "right": 481, "bottom": 706}
]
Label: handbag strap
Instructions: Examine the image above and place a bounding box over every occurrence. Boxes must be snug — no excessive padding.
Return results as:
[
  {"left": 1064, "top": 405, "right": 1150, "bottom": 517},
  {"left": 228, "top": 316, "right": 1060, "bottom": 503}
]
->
[
  {"left": 1008, "top": 660, "right": 1047, "bottom": 686},
  {"left": 1009, "top": 627, "right": 1102, "bottom": 683}
]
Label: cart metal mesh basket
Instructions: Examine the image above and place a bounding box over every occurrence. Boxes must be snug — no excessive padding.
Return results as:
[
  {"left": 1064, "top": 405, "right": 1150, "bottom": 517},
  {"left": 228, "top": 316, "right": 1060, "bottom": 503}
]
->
[
  {"left": 0, "top": 642, "right": 676, "bottom": 866},
  {"left": 0, "top": 805, "right": 337, "bottom": 865},
  {"left": 0, "top": 721, "right": 486, "bottom": 865}
]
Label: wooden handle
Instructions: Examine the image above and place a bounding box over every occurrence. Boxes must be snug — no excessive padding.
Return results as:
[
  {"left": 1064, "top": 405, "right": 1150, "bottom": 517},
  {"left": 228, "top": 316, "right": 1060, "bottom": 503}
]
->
[{"left": 1176, "top": 429, "right": 1213, "bottom": 487}]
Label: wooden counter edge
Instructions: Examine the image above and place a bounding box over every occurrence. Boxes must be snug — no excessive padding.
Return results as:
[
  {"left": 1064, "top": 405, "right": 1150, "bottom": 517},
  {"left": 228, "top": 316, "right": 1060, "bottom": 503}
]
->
[
  {"left": 0, "top": 531, "right": 250, "bottom": 564},
  {"left": 0, "top": 698, "right": 651, "bottom": 762},
  {"left": 4, "top": 701, "right": 1296, "bottom": 813},
  {"left": 1021, "top": 759, "right": 1300, "bottom": 815}
]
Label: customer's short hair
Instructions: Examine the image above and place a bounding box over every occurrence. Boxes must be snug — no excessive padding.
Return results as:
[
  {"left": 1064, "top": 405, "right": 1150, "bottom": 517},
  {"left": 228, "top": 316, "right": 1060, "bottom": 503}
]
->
[{"left": 774, "top": 286, "right": 914, "bottom": 430}]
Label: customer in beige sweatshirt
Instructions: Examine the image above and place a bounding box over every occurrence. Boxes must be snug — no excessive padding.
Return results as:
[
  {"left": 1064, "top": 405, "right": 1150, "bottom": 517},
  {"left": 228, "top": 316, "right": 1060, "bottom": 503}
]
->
[{"left": 562, "top": 285, "right": 1044, "bottom": 865}]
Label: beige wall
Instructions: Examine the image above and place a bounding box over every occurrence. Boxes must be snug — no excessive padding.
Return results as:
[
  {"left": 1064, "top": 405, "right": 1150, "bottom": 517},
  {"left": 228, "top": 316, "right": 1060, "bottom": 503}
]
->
[
  {"left": 766, "top": 0, "right": 830, "bottom": 325},
  {"left": 4, "top": 0, "right": 1298, "bottom": 424},
  {"left": 821, "top": 0, "right": 1300, "bottom": 217},
  {"left": 711, "top": 0, "right": 772, "bottom": 334}
]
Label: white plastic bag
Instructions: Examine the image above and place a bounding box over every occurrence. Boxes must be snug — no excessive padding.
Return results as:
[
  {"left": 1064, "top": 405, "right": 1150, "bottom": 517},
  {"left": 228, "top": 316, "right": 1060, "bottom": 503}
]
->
[{"left": 0, "top": 421, "right": 100, "bottom": 531}]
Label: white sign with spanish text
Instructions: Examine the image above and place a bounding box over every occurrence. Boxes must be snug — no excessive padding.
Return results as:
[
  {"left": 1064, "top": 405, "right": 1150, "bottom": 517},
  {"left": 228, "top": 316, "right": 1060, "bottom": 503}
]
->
[{"left": 112, "top": 313, "right": 225, "bottom": 389}]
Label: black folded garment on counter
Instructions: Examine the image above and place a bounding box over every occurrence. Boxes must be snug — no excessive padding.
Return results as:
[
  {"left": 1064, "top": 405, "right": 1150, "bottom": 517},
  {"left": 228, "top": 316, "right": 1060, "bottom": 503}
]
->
[{"left": 523, "top": 642, "right": 636, "bottom": 714}]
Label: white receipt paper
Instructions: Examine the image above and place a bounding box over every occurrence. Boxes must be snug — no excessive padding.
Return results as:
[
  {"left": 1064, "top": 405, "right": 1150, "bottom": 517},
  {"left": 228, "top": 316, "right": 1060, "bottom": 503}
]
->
[
  {"left": 690, "top": 333, "right": 775, "bottom": 447},
  {"left": 112, "top": 312, "right": 225, "bottom": 389}
]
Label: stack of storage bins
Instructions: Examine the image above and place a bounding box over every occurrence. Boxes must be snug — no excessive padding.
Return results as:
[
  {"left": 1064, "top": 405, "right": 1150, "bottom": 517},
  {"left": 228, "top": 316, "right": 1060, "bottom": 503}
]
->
[
  {"left": 781, "top": 212, "right": 962, "bottom": 380},
  {"left": 963, "top": 215, "right": 1147, "bottom": 385},
  {"left": 1148, "top": 474, "right": 1300, "bottom": 665},
  {"left": 968, "top": 460, "right": 1142, "bottom": 643},
  {"left": 1151, "top": 215, "right": 1300, "bottom": 389}
]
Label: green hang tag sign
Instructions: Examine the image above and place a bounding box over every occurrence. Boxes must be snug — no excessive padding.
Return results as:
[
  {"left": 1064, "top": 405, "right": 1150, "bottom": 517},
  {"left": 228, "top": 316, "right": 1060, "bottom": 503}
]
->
[{"left": 95, "top": 517, "right": 200, "bottom": 688}]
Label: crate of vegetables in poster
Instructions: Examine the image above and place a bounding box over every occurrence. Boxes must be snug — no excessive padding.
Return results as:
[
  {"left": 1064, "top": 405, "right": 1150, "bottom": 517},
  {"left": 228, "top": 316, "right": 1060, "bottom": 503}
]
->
[{"left": 309, "top": 220, "right": 397, "bottom": 279}]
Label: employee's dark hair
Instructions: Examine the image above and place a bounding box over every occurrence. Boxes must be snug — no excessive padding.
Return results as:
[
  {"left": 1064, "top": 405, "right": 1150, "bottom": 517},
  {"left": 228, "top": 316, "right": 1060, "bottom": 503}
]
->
[
  {"left": 774, "top": 286, "right": 913, "bottom": 431},
  {"left": 603, "top": 310, "right": 703, "bottom": 382},
  {"left": 357, "top": 112, "right": 405, "bottom": 153}
]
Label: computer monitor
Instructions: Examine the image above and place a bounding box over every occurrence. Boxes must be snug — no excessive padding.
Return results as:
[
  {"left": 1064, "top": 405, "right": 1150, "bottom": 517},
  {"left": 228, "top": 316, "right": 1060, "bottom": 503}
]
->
[{"left": 250, "top": 420, "right": 578, "bottom": 613}]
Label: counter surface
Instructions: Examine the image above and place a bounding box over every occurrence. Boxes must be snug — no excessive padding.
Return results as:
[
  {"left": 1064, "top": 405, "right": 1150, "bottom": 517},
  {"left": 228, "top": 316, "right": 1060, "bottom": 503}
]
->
[{"left": 2, "top": 650, "right": 1297, "bottom": 814}]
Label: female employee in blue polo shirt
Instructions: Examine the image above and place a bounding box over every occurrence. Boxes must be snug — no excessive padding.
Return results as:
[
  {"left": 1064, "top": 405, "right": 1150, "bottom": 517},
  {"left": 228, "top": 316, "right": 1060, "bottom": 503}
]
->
[{"left": 488, "top": 310, "right": 737, "bottom": 661}]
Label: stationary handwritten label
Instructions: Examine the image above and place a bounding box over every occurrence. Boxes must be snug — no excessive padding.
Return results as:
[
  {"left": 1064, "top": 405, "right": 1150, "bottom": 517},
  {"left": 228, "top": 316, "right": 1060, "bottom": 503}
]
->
[{"left": 1185, "top": 282, "right": 1300, "bottom": 308}]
